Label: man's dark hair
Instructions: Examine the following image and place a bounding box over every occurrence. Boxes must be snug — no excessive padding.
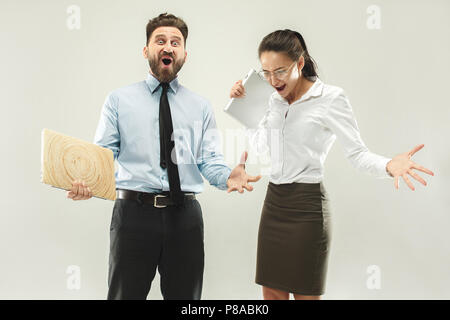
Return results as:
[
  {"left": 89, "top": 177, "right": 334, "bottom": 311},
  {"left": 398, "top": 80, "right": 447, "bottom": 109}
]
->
[{"left": 146, "top": 13, "right": 188, "bottom": 46}]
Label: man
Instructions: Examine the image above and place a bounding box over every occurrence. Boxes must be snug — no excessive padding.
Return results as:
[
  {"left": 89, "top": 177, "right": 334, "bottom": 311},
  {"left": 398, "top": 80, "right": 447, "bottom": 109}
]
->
[{"left": 67, "top": 13, "right": 261, "bottom": 300}]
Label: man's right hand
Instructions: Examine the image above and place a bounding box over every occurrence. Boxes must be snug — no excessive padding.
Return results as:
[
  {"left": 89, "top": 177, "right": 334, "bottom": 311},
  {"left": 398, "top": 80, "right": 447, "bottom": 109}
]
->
[
  {"left": 67, "top": 180, "right": 93, "bottom": 201},
  {"left": 230, "top": 80, "right": 245, "bottom": 98}
]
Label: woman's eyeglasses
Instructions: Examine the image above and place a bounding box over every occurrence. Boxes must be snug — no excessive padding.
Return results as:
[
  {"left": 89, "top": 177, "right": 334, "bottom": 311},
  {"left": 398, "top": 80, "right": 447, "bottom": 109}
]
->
[{"left": 257, "top": 61, "right": 297, "bottom": 81}]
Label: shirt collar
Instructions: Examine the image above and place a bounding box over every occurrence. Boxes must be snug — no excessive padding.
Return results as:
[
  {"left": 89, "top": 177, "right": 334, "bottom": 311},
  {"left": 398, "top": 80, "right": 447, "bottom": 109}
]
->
[
  {"left": 145, "top": 72, "right": 180, "bottom": 94},
  {"left": 273, "top": 77, "right": 324, "bottom": 104}
]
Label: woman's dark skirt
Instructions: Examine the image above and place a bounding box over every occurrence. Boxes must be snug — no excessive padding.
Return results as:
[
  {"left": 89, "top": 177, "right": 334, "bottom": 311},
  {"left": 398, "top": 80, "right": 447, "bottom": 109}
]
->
[{"left": 255, "top": 181, "right": 331, "bottom": 296}]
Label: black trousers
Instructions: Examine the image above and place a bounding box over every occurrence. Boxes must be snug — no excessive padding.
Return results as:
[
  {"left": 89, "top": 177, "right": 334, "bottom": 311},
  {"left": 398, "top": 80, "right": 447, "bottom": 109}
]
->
[{"left": 107, "top": 197, "right": 204, "bottom": 300}]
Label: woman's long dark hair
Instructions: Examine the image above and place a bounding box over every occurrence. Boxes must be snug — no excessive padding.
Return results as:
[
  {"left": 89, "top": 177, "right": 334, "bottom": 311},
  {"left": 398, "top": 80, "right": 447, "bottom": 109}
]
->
[{"left": 258, "top": 29, "right": 318, "bottom": 80}]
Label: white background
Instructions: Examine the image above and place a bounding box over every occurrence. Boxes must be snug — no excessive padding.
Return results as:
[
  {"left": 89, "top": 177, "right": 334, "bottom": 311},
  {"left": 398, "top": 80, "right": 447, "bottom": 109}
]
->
[{"left": 0, "top": 0, "right": 449, "bottom": 299}]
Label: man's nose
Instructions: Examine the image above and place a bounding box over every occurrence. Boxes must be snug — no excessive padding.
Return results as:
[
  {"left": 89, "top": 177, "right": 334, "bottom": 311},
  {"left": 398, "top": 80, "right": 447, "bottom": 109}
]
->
[{"left": 163, "top": 43, "right": 173, "bottom": 54}]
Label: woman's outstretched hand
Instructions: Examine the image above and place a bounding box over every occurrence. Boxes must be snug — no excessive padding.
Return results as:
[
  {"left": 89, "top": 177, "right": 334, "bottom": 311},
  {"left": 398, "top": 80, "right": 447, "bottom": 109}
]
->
[{"left": 386, "top": 144, "right": 434, "bottom": 191}]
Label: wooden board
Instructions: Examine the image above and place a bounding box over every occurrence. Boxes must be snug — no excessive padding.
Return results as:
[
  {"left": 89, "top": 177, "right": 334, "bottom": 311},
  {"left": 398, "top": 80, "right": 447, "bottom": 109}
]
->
[{"left": 41, "top": 128, "right": 116, "bottom": 201}]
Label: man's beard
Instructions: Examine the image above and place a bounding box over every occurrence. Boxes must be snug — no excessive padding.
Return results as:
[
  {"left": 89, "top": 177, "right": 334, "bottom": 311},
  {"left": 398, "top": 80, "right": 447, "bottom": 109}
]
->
[{"left": 148, "top": 53, "right": 184, "bottom": 83}]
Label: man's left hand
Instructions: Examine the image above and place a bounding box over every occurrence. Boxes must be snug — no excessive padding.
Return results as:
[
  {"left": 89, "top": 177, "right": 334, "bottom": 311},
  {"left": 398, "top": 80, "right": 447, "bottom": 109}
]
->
[{"left": 227, "top": 151, "right": 262, "bottom": 193}]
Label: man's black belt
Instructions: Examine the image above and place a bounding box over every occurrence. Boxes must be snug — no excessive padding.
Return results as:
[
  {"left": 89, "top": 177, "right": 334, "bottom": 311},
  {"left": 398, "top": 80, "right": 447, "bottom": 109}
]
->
[{"left": 116, "top": 189, "right": 196, "bottom": 208}]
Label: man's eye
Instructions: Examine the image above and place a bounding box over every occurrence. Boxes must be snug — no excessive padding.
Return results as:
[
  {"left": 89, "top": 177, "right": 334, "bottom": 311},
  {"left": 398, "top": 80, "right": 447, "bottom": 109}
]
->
[
  {"left": 157, "top": 40, "right": 164, "bottom": 44},
  {"left": 172, "top": 41, "right": 179, "bottom": 46}
]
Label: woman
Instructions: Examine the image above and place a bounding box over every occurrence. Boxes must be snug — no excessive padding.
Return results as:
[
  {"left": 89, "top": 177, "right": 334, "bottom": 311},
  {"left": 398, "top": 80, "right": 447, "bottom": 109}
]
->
[{"left": 230, "top": 29, "right": 434, "bottom": 300}]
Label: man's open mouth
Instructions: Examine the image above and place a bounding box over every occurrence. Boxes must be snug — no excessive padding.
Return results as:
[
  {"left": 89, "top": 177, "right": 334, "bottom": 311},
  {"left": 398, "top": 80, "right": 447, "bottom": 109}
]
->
[{"left": 161, "top": 58, "right": 173, "bottom": 66}]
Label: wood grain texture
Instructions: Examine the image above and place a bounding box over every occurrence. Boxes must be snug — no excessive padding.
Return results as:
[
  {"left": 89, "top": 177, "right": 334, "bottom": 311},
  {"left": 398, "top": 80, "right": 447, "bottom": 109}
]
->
[{"left": 41, "top": 128, "right": 116, "bottom": 201}]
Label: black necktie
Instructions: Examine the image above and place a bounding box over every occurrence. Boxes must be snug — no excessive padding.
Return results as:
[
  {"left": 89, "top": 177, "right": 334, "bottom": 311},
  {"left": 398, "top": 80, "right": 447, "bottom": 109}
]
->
[{"left": 159, "top": 83, "right": 184, "bottom": 206}]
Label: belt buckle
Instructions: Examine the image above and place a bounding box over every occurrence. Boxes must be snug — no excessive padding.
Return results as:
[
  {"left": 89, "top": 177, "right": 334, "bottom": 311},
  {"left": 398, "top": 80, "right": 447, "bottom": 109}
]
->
[{"left": 154, "top": 194, "right": 167, "bottom": 208}]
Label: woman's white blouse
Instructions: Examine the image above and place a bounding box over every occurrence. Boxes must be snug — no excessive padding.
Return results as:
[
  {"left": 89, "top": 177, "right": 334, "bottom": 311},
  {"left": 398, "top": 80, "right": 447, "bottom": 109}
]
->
[{"left": 249, "top": 78, "right": 393, "bottom": 184}]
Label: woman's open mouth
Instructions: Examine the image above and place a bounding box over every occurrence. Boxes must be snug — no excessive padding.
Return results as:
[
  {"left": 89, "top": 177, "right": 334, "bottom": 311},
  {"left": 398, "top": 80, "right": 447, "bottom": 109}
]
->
[{"left": 275, "top": 84, "right": 286, "bottom": 92}]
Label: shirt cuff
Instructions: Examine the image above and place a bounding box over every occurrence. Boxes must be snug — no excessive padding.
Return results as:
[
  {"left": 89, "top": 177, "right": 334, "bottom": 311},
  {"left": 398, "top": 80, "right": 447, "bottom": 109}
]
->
[
  {"left": 217, "top": 167, "right": 233, "bottom": 190},
  {"left": 380, "top": 157, "right": 393, "bottom": 179}
]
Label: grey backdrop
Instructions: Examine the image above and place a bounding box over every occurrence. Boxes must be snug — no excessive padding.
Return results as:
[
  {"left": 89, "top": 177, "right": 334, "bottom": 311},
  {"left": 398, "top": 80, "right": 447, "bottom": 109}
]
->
[{"left": 0, "top": 0, "right": 449, "bottom": 299}]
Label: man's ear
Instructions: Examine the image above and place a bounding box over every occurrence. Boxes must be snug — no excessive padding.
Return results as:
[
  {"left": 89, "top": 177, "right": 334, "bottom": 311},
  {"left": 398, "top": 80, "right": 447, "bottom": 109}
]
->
[
  {"left": 184, "top": 50, "right": 187, "bottom": 63},
  {"left": 143, "top": 46, "right": 148, "bottom": 59}
]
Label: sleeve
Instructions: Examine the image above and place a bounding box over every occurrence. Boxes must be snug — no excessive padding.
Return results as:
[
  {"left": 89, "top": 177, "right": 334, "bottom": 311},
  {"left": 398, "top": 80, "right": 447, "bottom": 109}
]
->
[
  {"left": 323, "top": 89, "right": 393, "bottom": 179},
  {"left": 197, "top": 101, "right": 232, "bottom": 190},
  {"left": 247, "top": 95, "right": 285, "bottom": 156},
  {"left": 93, "top": 92, "right": 120, "bottom": 160}
]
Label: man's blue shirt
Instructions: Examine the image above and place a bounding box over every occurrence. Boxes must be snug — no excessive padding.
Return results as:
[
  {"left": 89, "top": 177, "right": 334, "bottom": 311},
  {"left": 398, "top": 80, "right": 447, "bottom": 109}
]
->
[{"left": 94, "top": 73, "right": 231, "bottom": 193}]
